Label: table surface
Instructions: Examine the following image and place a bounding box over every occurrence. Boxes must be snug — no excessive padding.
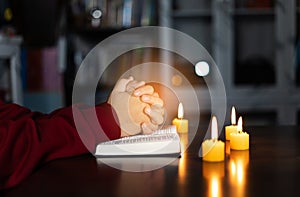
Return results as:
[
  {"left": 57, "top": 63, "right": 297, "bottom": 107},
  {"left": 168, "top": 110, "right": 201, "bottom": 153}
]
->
[{"left": 2, "top": 126, "right": 300, "bottom": 197}]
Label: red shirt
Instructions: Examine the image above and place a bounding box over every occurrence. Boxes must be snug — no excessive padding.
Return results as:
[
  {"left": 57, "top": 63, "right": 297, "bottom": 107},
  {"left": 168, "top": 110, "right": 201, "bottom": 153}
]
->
[{"left": 0, "top": 101, "right": 121, "bottom": 189}]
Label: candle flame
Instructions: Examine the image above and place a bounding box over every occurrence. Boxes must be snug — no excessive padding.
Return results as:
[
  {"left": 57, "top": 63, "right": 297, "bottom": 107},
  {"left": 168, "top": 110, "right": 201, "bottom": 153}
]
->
[
  {"left": 237, "top": 116, "right": 243, "bottom": 132},
  {"left": 231, "top": 106, "right": 236, "bottom": 125},
  {"left": 211, "top": 116, "right": 218, "bottom": 139},
  {"left": 178, "top": 102, "right": 184, "bottom": 119}
]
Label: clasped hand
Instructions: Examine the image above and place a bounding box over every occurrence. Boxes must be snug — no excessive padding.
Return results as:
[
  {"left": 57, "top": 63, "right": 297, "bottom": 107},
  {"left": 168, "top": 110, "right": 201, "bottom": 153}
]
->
[{"left": 108, "top": 77, "right": 165, "bottom": 137}]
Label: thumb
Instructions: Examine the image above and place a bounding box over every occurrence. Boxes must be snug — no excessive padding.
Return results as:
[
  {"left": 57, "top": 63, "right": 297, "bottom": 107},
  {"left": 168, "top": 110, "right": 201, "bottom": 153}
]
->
[{"left": 113, "top": 76, "right": 134, "bottom": 93}]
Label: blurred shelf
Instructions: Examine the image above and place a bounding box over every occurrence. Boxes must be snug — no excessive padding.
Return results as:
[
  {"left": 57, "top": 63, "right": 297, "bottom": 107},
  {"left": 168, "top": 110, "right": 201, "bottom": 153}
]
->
[
  {"left": 231, "top": 8, "right": 275, "bottom": 17},
  {"left": 172, "top": 9, "right": 212, "bottom": 18},
  {"left": 168, "top": 0, "right": 298, "bottom": 125},
  {"left": 69, "top": 24, "right": 130, "bottom": 35}
]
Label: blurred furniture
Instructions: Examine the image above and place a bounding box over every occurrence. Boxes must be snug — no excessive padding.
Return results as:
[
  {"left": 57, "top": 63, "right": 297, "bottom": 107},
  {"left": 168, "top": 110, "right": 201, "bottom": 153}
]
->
[
  {"left": 0, "top": 35, "right": 22, "bottom": 104},
  {"left": 169, "top": 0, "right": 300, "bottom": 125},
  {"left": 64, "top": 0, "right": 300, "bottom": 125}
]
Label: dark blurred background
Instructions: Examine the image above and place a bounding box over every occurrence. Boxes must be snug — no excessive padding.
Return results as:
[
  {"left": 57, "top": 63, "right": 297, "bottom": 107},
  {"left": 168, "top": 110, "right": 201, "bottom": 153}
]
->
[{"left": 0, "top": 0, "right": 299, "bottom": 126}]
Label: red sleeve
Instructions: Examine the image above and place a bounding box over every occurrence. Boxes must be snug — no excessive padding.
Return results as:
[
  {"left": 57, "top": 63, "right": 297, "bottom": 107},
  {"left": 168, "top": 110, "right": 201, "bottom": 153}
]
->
[{"left": 0, "top": 100, "right": 121, "bottom": 190}]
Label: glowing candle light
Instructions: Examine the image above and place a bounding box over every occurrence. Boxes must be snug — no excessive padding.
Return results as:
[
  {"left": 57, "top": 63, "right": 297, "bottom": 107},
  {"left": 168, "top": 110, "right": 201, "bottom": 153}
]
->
[
  {"left": 230, "top": 117, "right": 249, "bottom": 150},
  {"left": 228, "top": 150, "right": 249, "bottom": 197},
  {"left": 211, "top": 116, "right": 218, "bottom": 139},
  {"left": 203, "top": 162, "right": 224, "bottom": 197},
  {"left": 202, "top": 116, "right": 225, "bottom": 162},
  {"left": 172, "top": 103, "right": 188, "bottom": 133},
  {"left": 178, "top": 134, "right": 188, "bottom": 183},
  {"left": 225, "top": 106, "right": 238, "bottom": 141},
  {"left": 211, "top": 177, "right": 219, "bottom": 197}
]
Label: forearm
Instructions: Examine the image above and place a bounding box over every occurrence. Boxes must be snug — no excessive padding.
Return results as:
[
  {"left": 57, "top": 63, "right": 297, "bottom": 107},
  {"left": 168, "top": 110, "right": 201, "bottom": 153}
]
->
[{"left": 0, "top": 102, "right": 120, "bottom": 189}]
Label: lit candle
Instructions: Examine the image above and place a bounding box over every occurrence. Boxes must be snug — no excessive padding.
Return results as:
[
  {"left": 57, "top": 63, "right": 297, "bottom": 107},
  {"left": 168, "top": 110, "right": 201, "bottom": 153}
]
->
[
  {"left": 225, "top": 106, "right": 238, "bottom": 141},
  {"left": 230, "top": 117, "right": 249, "bottom": 150},
  {"left": 202, "top": 116, "right": 225, "bottom": 162},
  {"left": 172, "top": 102, "right": 188, "bottom": 133}
]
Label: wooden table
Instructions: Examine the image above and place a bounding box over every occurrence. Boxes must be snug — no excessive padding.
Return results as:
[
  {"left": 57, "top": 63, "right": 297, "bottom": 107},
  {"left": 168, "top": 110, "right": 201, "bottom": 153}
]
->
[{"left": 2, "top": 126, "right": 300, "bottom": 196}]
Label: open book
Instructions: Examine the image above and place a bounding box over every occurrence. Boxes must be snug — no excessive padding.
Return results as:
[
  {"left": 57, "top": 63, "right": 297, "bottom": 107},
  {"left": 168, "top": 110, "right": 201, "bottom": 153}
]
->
[{"left": 95, "top": 125, "right": 181, "bottom": 157}]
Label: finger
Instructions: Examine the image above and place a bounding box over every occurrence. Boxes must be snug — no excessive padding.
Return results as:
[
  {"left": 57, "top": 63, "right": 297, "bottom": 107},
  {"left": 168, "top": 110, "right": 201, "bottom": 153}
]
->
[
  {"left": 141, "top": 122, "right": 158, "bottom": 135},
  {"left": 141, "top": 123, "right": 153, "bottom": 135},
  {"left": 127, "top": 76, "right": 134, "bottom": 81},
  {"left": 145, "top": 106, "right": 165, "bottom": 125},
  {"left": 126, "top": 80, "right": 146, "bottom": 93},
  {"left": 141, "top": 95, "right": 164, "bottom": 106},
  {"left": 113, "top": 76, "right": 134, "bottom": 92},
  {"left": 152, "top": 92, "right": 159, "bottom": 97},
  {"left": 133, "top": 85, "right": 154, "bottom": 97},
  {"left": 151, "top": 104, "right": 165, "bottom": 115}
]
